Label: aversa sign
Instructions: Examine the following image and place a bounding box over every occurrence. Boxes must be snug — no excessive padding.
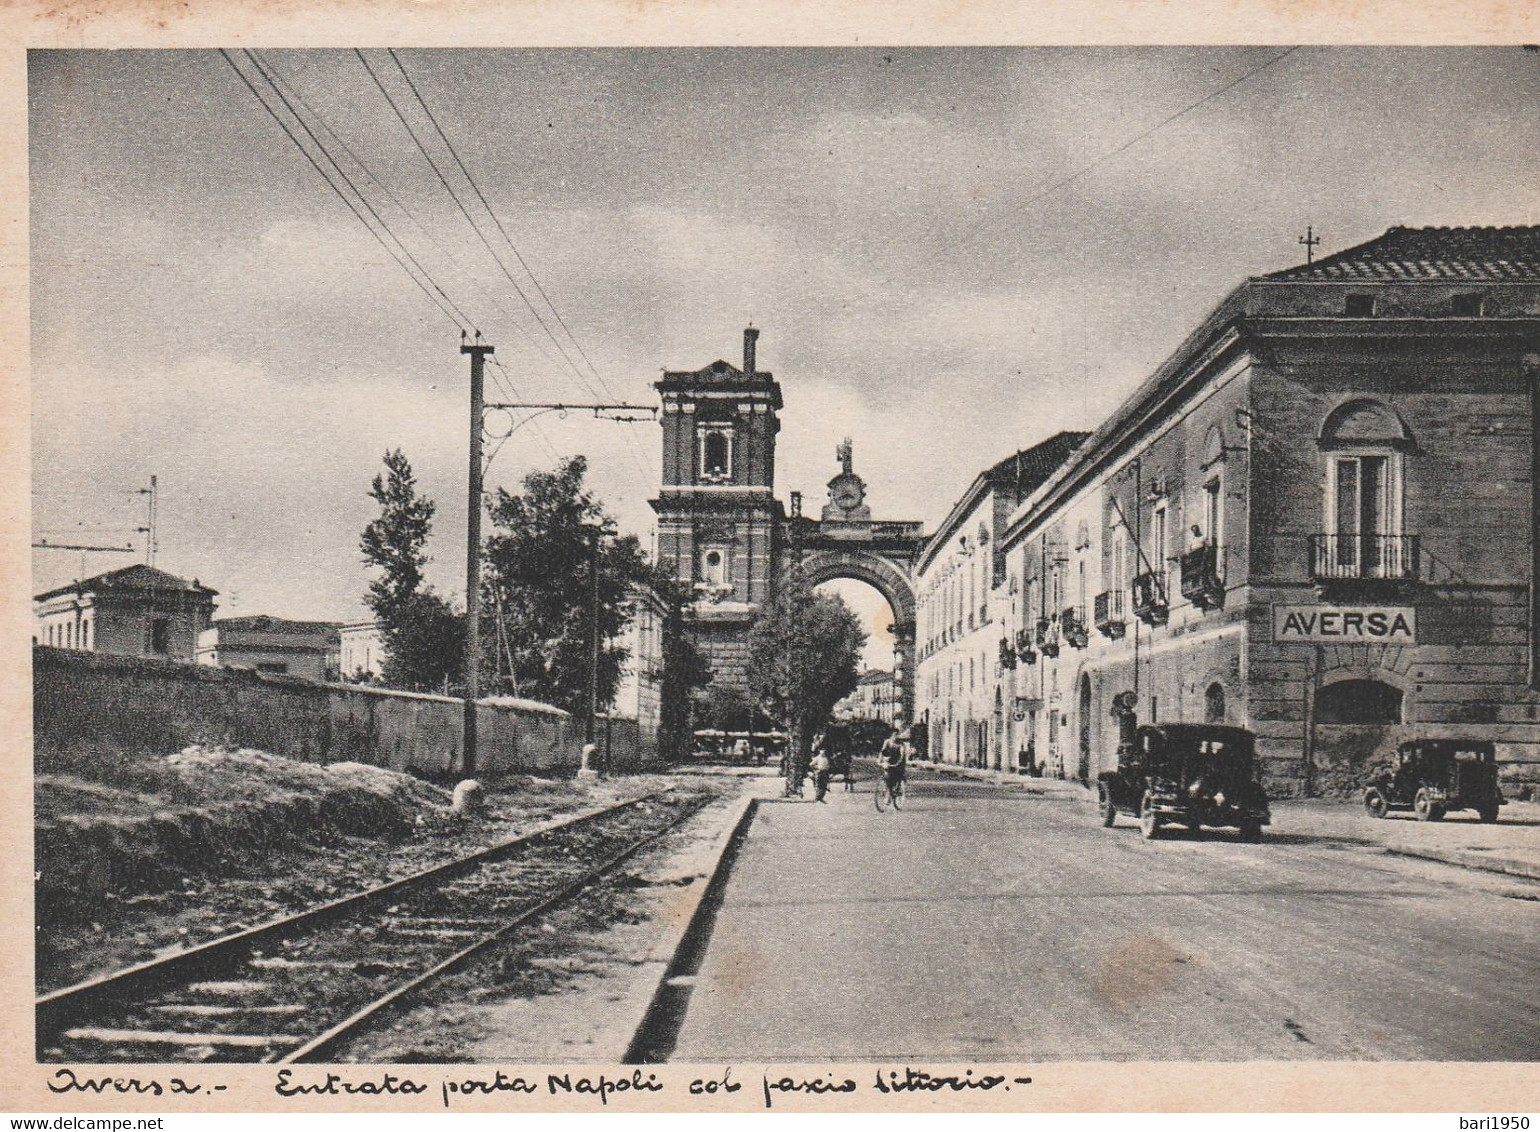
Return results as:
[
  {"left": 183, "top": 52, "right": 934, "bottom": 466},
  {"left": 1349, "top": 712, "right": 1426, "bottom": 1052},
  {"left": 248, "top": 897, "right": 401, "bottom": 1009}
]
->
[{"left": 1272, "top": 605, "right": 1416, "bottom": 644}]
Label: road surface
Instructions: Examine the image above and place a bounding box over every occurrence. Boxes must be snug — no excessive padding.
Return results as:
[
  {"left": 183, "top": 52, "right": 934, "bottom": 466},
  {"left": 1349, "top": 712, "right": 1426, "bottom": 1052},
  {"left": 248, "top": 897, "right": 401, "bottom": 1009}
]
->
[{"left": 667, "top": 771, "right": 1540, "bottom": 1061}]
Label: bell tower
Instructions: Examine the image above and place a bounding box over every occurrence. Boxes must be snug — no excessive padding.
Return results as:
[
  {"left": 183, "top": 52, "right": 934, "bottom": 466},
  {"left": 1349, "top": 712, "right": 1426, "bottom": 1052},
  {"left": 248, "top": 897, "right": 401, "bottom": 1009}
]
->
[{"left": 652, "top": 328, "right": 785, "bottom": 689}]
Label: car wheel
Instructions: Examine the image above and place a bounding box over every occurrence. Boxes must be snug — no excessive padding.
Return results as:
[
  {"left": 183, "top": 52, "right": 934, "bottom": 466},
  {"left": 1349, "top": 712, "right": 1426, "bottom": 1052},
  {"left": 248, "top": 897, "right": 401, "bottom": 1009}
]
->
[
  {"left": 1363, "top": 788, "right": 1389, "bottom": 819},
  {"left": 1414, "top": 788, "right": 1444, "bottom": 822},
  {"left": 1139, "top": 792, "right": 1163, "bottom": 840},
  {"left": 1098, "top": 784, "right": 1117, "bottom": 827},
  {"left": 1238, "top": 820, "right": 1263, "bottom": 842},
  {"left": 1477, "top": 802, "right": 1499, "bottom": 823}
]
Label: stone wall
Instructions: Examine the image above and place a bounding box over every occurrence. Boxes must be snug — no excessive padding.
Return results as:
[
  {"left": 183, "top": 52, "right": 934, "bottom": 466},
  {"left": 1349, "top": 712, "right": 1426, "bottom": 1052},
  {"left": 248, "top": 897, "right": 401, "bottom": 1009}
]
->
[{"left": 33, "top": 647, "right": 663, "bottom": 778}]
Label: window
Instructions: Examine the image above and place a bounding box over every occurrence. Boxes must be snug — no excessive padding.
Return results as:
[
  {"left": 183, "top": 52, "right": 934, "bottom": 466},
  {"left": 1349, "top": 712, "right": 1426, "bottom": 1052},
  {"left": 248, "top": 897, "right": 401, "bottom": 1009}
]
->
[
  {"left": 151, "top": 618, "right": 172, "bottom": 655},
  {"left": 700, "top": 429, "right": 732, "bottom": 480},
  {"left": 1204, "top": 476, "right": 1223, "bottom": 554},
  {"left": 1205, "top": 683, "right": 1226, "bottom": 724},
  {"left": 1345, "top": 293, "right": 1377, "bottom": 317},
  {"left": 701, "top": 547, "right": 729, "bottom": 587},
  {"left": 1152, "top": 503, "right": 1168, "bottom": 589},
  {"left": 256, "top": 662, "right": 289, "bottom": 675},
  {"left": 1318, "top": 400, "right": 1410, "bottom": 579},
  {"left": 1451, "top": 293, "right": 1486, "bottom": 317},
  {"left": 82, "top": 619, "right": 92, "bottom": 651},
  {"left": 1316, "top": 679, "right": 1403, "bottom": 725}
]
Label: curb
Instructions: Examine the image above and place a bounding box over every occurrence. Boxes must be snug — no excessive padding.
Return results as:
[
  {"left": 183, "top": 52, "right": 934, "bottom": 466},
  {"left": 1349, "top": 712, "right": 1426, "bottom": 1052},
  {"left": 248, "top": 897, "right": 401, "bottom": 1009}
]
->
[
  {"left": 1385, "top": 844, "right": 1540, "bottom": 881},
  {"left": 927, "top": 761, "right": 1091, "bottom": 800},
  {"left": 605, "top": 791, "right": 760, "bottom": 1063}
]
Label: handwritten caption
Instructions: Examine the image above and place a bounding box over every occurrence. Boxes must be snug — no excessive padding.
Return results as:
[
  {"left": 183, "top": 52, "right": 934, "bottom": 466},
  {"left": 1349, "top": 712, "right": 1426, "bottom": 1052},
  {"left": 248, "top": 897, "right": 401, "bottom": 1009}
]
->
[{"left": 46, "top": 1066, "right": 1034, "bottom": 1110}]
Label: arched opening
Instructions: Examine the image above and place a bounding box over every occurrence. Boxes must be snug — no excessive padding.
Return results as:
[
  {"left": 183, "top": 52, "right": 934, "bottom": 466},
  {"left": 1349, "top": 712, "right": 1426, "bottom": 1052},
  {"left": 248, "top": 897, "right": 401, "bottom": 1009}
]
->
[
  {"left": 1205, "top": 682, "right": 1226, "bottom": 724},
  {"left": 1316, "top": 678, "right": 1403, "bottom": 724},
  {"left": 701, "top": 428, "right": 731, "bottom": 479},
  {"left": 817, "top": 576, "right": 900, "bottom": 729}
]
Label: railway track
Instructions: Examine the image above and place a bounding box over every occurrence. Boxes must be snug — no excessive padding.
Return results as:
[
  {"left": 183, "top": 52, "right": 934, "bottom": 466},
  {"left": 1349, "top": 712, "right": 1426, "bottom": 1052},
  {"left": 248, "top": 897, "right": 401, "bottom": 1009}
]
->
[{"left": 37, "top": 789, "right": 715, "bottom": 1064}]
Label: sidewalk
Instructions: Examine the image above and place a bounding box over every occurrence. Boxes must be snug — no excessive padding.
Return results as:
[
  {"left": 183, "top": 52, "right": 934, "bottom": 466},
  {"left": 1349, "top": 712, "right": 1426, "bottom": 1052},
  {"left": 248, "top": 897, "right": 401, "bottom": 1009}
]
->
[
  {"left": 1273, "top": 797, "right": 1540, "bottom": 881},
  {"left": 922, "top": 760, "right": 1540, "bottom": 881}
]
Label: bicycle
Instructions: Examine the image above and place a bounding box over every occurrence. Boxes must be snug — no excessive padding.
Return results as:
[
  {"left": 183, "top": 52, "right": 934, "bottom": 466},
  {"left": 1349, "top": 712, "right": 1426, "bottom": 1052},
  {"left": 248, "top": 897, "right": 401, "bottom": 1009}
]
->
[{"left": 873, "top": 771, "right": 903, "bottom": 812}]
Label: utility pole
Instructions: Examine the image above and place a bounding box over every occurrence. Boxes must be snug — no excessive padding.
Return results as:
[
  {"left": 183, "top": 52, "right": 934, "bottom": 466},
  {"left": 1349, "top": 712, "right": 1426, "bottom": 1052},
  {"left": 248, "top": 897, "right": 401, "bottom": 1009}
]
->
[
  {"left": 461, "top": 335, "right": 494, "bottom": 776},
  {"left": 585, "top": 522, "right": 605, "bottom": 748},
  {"left": 1298, "top": 225, "right": 1321, "bottom": 265},
  {"left": 135, "top": 475, "right": 158, "bottom": 566}
]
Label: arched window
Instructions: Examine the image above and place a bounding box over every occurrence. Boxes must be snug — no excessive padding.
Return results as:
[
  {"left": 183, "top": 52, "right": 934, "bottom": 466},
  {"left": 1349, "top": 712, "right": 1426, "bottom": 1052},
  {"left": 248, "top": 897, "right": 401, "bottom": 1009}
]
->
[
  {"left": 1204, "top": 682, "right": 1226, "bottom": 724},
  {"left": 701, "top": 547, "right": 729, "bottom": 587},
  {"left": 1316, "top": 679, "right": 1403, "bottom": 725},
  {"left": 1319, "top": 400, "right": 1412, "bottom": 579},
  {"left": 700, "top": 429, "right": 732, "bottom": 479}
]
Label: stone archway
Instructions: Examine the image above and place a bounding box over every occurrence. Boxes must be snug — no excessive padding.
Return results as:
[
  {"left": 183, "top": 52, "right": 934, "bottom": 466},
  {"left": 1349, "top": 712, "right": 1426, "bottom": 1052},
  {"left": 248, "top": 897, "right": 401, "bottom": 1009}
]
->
[{"left": 798, "top": 547, "right": 919, "bottom": 724}]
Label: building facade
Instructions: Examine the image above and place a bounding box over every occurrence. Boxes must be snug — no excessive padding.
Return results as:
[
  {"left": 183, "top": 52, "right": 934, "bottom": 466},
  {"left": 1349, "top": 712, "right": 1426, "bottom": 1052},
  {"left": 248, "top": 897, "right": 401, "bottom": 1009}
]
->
[
  {"left": 834, "top": 668, "right": 898, "bottom": 724},
  {"left": 914, "top": 432, "right": 1088, "bottom": 768},
  {"left": 196, "top": 615, "right": 342, "bottom": 681},
  {"left": 610, "top": 582, "right": 671, "bottom": 748},
  {"left": 34, "top": 564, "right": 218, "bottom": 663},
  {"left": 339, "top": 620, "right": 384, "bottom": 681},
  {"left": 652, "top": 328, "right": 787, "bottom": 691},
  {"left": 990, "top": 226, "right": 1540, "bottom": 795}
]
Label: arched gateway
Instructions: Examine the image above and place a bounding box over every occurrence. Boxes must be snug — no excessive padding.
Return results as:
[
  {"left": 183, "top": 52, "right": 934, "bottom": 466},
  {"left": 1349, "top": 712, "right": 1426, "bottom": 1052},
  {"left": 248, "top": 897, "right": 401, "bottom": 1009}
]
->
[{"left": 652, "top": 330, "right": 925, "bottom": 723}]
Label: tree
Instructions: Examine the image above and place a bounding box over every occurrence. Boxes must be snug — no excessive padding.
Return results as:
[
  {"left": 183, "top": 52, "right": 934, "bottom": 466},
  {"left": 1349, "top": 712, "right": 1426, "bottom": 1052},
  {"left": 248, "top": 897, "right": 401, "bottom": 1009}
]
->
[
  {"left": 360, "top": 450, "right": 463, "bottom": 692},
  {"left": 483, "top": 456, "right": 650, "bottom": 714},
  {"left": 746, "top": 568, "right": 867, "bottom": 786}
]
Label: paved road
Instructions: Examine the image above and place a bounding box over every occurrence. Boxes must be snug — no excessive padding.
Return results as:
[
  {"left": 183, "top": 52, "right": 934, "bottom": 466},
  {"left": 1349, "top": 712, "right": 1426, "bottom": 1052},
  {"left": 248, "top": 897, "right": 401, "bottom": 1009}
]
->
[{"left": 668, "top": 771, "right": 1540, "bottom": 1061}]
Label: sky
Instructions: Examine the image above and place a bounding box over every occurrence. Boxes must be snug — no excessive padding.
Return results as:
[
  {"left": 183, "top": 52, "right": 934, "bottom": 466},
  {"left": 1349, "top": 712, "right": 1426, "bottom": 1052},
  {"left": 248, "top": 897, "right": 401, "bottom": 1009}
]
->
[{"left": 28, "top": 47, "right": 1540, "bottom": 669}]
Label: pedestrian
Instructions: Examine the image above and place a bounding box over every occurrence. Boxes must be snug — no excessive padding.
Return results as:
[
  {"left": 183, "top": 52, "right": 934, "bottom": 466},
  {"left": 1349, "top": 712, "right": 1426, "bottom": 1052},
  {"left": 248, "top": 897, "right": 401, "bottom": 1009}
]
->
[{"left": 809, "top": 745, "right": 832, "bottom": 803}]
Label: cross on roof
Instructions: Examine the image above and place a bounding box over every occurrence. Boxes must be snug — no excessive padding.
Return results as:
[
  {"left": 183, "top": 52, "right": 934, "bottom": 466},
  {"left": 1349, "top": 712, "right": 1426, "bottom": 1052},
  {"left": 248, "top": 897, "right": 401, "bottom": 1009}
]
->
[{"left": 1298, "top": 225, "right": 1321, "bottom": 264}]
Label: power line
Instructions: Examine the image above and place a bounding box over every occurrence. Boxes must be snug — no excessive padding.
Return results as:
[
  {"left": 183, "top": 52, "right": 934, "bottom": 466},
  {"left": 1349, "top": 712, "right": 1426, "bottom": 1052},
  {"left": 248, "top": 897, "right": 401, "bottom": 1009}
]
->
[
  {"left": 387, "top": 49, "right": 655, "bottom": 486},
  {"left": 936, "top": 47, "right": 1301, "bottom": 260},
  {"left": 218, "top": 49, "right": 470, "bottom": 333},
  {"left": 364, "top": 49, "right": 655, "bottom": 485},
  {"left": 239, "top": 50, "right": 480, "bottom": 332},
  {"left": 352, "top": 50, "right": 604, "bottom": 402},
  {"left": 387, "top": 49, "right": 626, "bottom": 407}
]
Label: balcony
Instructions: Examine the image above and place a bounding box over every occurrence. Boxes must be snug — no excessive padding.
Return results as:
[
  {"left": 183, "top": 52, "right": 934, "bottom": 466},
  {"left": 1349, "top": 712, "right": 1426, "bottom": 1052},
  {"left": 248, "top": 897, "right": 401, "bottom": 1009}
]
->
[
  {"left": 1179, "top": 543, "right": 1225, "bottom": 611},
  {"left": 1035, "top": 616, "right": 1060, "bottom": 659},
  {"left": 1131, "top": 571, "right": 1169, "bottom": 626},
  {"left": 1061, "top": 606, "right": 1089, "bottom": 649},
  {"left": 1093, "top": 590, "right": 1127, "bottom": 639},
  {"left": 1309, "top": 534, "right": 1419, "bottom": 583},
  {"left": 1014, "top": 627, "right": 1037, "bottom": 665}
]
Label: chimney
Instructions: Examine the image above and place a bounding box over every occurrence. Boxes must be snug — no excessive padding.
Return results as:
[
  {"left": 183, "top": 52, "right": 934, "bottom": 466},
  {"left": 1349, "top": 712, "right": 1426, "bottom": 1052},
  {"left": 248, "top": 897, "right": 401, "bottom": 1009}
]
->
[{"left": 743, "top": 327, "right": 759, "bottom": 376}]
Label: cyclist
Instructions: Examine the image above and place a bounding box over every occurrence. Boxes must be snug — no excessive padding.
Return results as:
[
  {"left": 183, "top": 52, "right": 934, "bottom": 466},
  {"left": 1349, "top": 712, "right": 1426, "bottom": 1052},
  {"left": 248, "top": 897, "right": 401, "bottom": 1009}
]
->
[{"left": 877, "top": 728, "right": 909, "bottom": 806}]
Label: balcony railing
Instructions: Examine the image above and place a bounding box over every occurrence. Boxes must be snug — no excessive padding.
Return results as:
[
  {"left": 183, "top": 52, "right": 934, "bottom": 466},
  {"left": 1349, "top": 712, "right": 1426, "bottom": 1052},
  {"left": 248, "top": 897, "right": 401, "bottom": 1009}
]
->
[
  {"left": 1061, "top": 606, "right": 1089, "bottom": 649},
  {"left": 1309, "top": 534, "right": 1419, "bottom": 582},
  {"left": 1179, "top": 543, "right": 1225, "bottom": 611},
  {"left": 1035, "top": 616, "right": 1060, "bottom": 658},
  {"left": 1093, "top": 590, "right": 1127, "bottom": 639},
  {"left": 1014, "top": 627, "right": 1037, "bottom": 665},
  {"left": 1131, "top": 571, "right": 1169, "bottom": 626}
]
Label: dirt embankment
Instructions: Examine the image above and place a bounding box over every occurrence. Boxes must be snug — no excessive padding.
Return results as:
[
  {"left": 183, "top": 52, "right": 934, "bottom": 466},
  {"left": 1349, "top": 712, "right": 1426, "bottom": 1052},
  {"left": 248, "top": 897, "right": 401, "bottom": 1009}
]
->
[{"left": 37, "top": 747, "right": 454, "bottom": 913}]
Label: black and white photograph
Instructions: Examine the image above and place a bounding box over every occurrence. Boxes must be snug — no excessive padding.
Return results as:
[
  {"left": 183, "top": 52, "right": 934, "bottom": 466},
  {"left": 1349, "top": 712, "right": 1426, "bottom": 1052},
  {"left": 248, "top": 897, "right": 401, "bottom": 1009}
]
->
[{"left": 12, "top": 13, "right": 1540, "bottom": 1114}]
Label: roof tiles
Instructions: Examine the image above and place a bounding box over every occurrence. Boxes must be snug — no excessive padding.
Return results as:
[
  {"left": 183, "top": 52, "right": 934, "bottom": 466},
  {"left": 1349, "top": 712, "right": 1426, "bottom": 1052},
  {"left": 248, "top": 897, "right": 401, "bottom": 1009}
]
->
[{"left": 1262, "top": 226, "right": 1540, "bottom": 282}]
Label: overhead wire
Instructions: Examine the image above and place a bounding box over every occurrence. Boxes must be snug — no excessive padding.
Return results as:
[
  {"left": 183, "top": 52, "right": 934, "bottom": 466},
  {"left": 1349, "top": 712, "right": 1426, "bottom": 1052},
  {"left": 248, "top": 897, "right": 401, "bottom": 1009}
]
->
[
  {"left": 253, "top": 51, "right": 565, "bottom": 467},
  {"left": 218, "top": 49, "right": 471, "bottom": 334},
  {"left": 382, "top": 49, "right": 657, "bottom": 485},
  {"left": 936, "top": 47, "right": 1301, "bottom": 261},
  {"left": 351, "top": 49, "right": 607, "bottom": 403}
]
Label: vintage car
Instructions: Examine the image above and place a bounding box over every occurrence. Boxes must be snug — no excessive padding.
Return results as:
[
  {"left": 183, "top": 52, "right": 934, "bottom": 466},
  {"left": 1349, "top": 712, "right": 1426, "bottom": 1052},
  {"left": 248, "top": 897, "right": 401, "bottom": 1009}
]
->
[
  {"left": 1097, "top": 723, "right": 1271, "bottom": 840},
  {"left": 1362, "top": 739, "right": 1503, "bottom": 822}
]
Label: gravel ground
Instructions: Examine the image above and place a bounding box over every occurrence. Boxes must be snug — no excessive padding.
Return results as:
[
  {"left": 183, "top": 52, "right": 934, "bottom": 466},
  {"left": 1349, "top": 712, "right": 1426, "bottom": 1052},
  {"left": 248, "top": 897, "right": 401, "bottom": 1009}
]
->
[
  {"left": 36, "top": 766, "right": 732, "bottom": 994},
  {"left": 333, "top": 784, "right": 749, "bottom": 1063}
]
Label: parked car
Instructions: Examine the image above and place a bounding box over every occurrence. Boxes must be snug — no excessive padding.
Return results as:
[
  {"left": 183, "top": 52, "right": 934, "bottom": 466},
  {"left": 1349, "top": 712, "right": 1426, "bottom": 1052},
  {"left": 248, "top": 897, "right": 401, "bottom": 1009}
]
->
[
  {"left": 1363, "top": 739, "right": 1503, "bottom": 822},
  {"left": 1097, "top": 724, "right": 1271, "bottom": 840}
]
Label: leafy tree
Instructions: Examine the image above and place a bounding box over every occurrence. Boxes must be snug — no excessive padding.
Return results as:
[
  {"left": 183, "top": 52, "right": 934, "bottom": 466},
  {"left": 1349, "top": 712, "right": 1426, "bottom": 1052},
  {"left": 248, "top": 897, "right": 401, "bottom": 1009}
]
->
[
  {"left": 483, "top": 456, "right": 650, "bottom": 714},
  {"left": 360, "top": 450, "right": 463, "bottom": 692},
  {"left": 746, "top": 568, "right": 867, "bottom": 786},
  {"left": 695, "top": 683, "right": 758, "bottom": 733}
]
